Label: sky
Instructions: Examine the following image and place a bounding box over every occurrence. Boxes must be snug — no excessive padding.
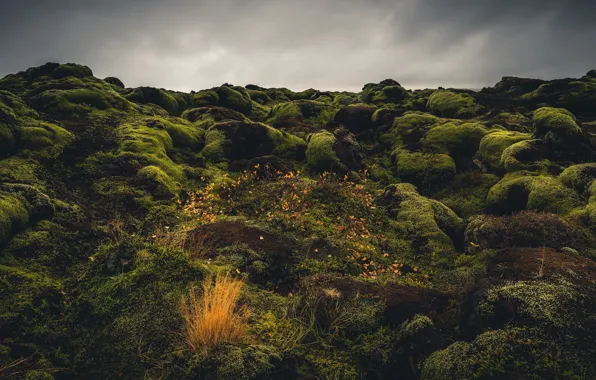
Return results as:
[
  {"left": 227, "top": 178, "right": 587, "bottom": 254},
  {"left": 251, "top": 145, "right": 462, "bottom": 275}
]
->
[{"left": 1, "top": 0, "right": 595, "bottom": 92}]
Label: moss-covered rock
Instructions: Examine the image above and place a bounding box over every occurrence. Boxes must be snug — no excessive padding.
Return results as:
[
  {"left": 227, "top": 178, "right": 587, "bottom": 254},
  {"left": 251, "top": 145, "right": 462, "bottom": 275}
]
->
[
  {"left": 421, "top": 327, "right": 592, "bottom": 380},
  {"left": 559, "top": 163, "right": 596, "bottom": 195},
  {"left": 465, "top": 211, "right": 595, "bottom": 253},
  {"left": 124, "top": 87, "right": 180, "bottom": 115},
  {"left": 422, "top": 122, "right": 488, "bottom": 164},
  {"left": 436, "top": 172, "right": 500, "bottom": 217},
  {"left": 478, "top": 130, "right": 532, "bottom": 170},
  {"left": 0, "top": 193, "right": 30, "bottom": 244},
  {"left": 305, "top": 131, "right": 344, "bottom": 173},
  {"left": 17, "top": 120, "right": 75, "bottom": 159},
  {"left": 334, "top": 104, "right": 377, "bottom": 135},
  {"left": 201, "top": 121, "right": 306, "bottom": 163},
  {"left": 216, "top": 86, "right": 253, "bottom": 115},
  {"left": 361, "top": 79, "right": 409, "bottom": 104},
  {"left": 499, "top": 139, "right": 549, "bottom": 173},
  {"left": 486, "top": 173, "right": 580, "bottom": 215},
  {"left": 426, "top": 90, "right": 474, "bottom": 118},
  {"left": 532, "top": 106, "right": 581, "bottom": 139},
  {"left": 392, "top": 149, "right": 456, "bottom": 191},
  {"left": 382, "top": 111, "right": 439, "bottom": 148},
  {"left": 380, "top": 184, "right": 463, "bottom": 258}
]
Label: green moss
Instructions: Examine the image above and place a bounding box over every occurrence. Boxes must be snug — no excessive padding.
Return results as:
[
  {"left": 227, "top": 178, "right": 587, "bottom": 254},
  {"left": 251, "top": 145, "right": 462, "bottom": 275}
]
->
[
  {"left": 267, "top": 102, "right": 301, "bottom": 126},
  {"left": 559, "top": 163, "right": 596, "bottom": 195},
  {"left": 201, "top": 128, "right": 227, "bottom": 162},
  {"left": 202, "top": 121, "right": 305, "bottom": 163},
  {"left": 136, "top": 165, "right": 180, "bottom": 198},
  {"left": 382, "top": 183, "right": 463, "bottom": 258},
  {"left": 0, "top": 157, "right": 41, "bottom": 184},
  {"left": 481, "top": 278, "right": 584, "bottom": 329},
  {"left": 25, "top": 371, "right": 54, "bottom": 380},
  {"left": 0, "top": 122, "right": 15, "bottom": 155},
  {"left": 115, "top": 123, "right": 182, "bottom": 180},
  {"left": 422, "top": 122, "right": 488, "bottom": 161},
  {"left": 361, "top": 80, "right": 409, "bottom": 104},
  {"left": 18, "top": 120, "right": 74, "bottom": 159},
  {"left": 192, "top": 89, "right": 219, "bottom": 107},
  {"left": 52, "top": 63, "right": 93, "bottom": 79},
  {"left": 491, "top": 112, "right": 532, "bottom": 131},
  {"left": 479, "top": 130, "right": 532, "bottom": 170},
  {"left": 147, "top": 117, "right": 204, "bottom": 149},
  {"left": 437, "top": 173, "right": 500, "bottom": 217},
  {"left": 486, "top": 173, "right": 580, "bottom": 214},
  {"left": 124, "top": 87, "right": 180, "bottom": 115},
  {"left": 392, "top": 149, "right": 456, "bottom": 190},
  {"left": 421, "top": 328, "right": 589, "bottom": 380},
  {"left": 0, "top": 193, "right": 30, "bottom": 244},
  {"left": 306, "top": 131, "right": 344, "bottom": 173},
  {"left": 500, "top": 139, "right": 549, "bottom": 173},
  {"left": 217, "top": 86, "right": 253, "bottom": 115},
  {"left": 427, "top": 90, "right": 474, "bottom": 118},
  {"left": 382, "top": 112, "right": 439, "bottom": 147},
  {"left": 533, "top": 107, "right": 581, "bottom": 137}
]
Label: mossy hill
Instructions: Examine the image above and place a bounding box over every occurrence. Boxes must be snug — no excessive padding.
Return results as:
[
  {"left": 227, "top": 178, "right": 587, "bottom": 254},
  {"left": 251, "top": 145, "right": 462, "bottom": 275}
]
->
[{"left": 2, "top": 62, "right": 596, "bottom": 379}]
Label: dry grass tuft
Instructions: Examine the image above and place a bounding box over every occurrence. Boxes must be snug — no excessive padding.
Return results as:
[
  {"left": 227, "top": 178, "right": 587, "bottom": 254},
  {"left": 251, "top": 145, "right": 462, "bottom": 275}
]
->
[{"left": 181, "top": 273, "right": 249, "bottom": 351}]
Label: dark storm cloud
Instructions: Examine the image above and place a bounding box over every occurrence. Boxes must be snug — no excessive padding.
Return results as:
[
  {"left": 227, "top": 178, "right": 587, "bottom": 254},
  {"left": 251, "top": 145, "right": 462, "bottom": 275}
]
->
[{"left": 1, "top": 0, "right": 595, "bottom": 92}]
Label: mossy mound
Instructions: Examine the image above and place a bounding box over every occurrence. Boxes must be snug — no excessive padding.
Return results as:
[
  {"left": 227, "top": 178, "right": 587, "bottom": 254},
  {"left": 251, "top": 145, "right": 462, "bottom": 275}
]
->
[
  {"left": 465, "top": 211, "right": 595, "bottom": 253},
  {"left": 267, "top": 100, "right": 337, "bottom": 132},
  {"left": 532, "top": 106, "right": 581, "bottom": 138},
  {"left": 499, "top": 139, "right": 549, "bottom": 173},
  {"left": 436, "top": 172, "right": 499, "bottom": 218},
  {"left": 392, "top": 149, "right": 456, "bottom": 191},
  {"left": 202, "top": 121, "right": 306, "bottom": 163},
  {"left": 361, "top": 79, "right": 409, "bottom": 104},
  {"left": 478, "top": 130, "right": 532, "bottom": 170},
  {"left": 0, "top": 193, "right": 30, "bottom": 244},
  {"left": 486, "top": 173, "right": 580, "bottom": 215},
  {"left": 382, "top": 111, "right": 439, "bottom": 148},
  {"left": 333, "top": 104, "right": 377, "bottom": 135},
  {"left": 421, "top": 327, "right": 591, "bottom": 380},
  {"left": 305, "top": 131, "right": 344, "bottom": 173},
  {"left": 17, "top": 120, "right": 75, "bottom": 159},
  {"left": 422, "top": 122, "right": 488, "bottom": 165},
  {"left": 426, "top": 90, "right": 475, "bottom": 118},
  {"left": 124, "top": 87, "right": 180, "bottom": 116},
  {"left": 559, "top": 163, "right": 596, "bottom": 195},
  {"left": 488, "top": 112, "right": 532, "bottom": 131},
  {"left": 380, "top": 184, "right": 464, "bottom": 258}
]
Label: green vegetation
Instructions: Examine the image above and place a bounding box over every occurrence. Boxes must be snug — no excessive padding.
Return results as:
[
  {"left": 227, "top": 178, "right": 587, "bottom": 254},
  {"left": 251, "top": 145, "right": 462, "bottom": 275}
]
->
[
  {"left": 1, "top": 62, "right": 596, "bottom": 379},
  {"left": 426, "top": 90, "right": 475, "bottom": 117}
]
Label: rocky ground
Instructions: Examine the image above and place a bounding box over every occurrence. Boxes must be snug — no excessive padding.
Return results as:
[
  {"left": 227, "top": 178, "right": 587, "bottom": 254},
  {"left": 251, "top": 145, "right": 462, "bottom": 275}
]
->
[{"left": 1, "top": 63, "right": 596, "bottom": 379}]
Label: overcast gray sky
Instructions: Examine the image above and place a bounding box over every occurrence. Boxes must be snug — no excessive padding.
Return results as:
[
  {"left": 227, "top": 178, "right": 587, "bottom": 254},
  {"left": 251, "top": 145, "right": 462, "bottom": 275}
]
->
[{"left": 1, "top": 0, "right": 595, "bottom": 92}]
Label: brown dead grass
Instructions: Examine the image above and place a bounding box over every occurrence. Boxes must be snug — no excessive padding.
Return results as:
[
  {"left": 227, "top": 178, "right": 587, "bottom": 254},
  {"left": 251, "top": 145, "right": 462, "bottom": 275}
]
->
[{"left": 181, "top": 273, "right": 249, "bottom": 351}]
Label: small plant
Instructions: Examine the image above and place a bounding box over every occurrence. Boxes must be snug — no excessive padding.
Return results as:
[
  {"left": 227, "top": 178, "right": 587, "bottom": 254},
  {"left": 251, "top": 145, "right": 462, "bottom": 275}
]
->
[{"left": 181, "top": 273, "right": 249, "bottom": 351}]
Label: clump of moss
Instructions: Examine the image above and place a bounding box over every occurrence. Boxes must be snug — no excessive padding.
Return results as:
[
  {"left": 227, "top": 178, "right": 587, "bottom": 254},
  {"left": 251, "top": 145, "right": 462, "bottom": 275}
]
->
[
  {"left": 124, "top": 87, "right": 180, "bottom": 116},
  {"left": 392, "top": 149, "right": 456, "bottom": 191},
  {"left": 478, "top": 130, "right": 532, "bottom": 170},
  {"left": 0, "top": 122, "right": 15, "bottom": 156},
  {"left": 421, "top": 327, "right": 591, "bottom": 380},
  {"left": 437, "top": 172, "right": 500, "bottom": 217},
  {"left": 217, "top": 86, "right": 253, "bottom": 115},
  {"left": 426, "top": 90, "right": 474, "bottom": 118},
  {"left": 381, "top": 183, "right": 463, "bottom": 258},
  {"left": 382, "top": 112, "right": 439, "bottom": 148},
  {"left": 306, "top": 131, "right": 344, "bottom": 173},
  {"left": 422, "top": 122, "right": 488, "bottom": 163},
  {"left": 490, "top": 112, "right": 532, "bottom": 131},
  {"left": 499, "top": 139, "right": 549, "bottom": 173},
  {"left": 532, "top": 107, "right": 581, "bottom": 138},
  {"left": 17, "top": 120, "right": 75, "bottom": 159},
  {"left": 559, "top": 163, "right": 596, "bottom": 195},
  {"left": 201, "top": 121, "right": 306, "bottom": 163},
  {"left": 136, "top": 165, "right": 180, "bottom": 199},
  {"left": 192, "top": 89, "right": 219, "bottom": 107},
  {"left": 486, "top": 173, "right": 580, "bottom": 214},
  {"left": 465, "top": 211, "right": 594, "bottom": 252},
  {"left": 0, "top": 193, "right": 30, "bottom": 244},
  {"left": 361, "top": 79, "right": 409, "bottom": 104}
]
